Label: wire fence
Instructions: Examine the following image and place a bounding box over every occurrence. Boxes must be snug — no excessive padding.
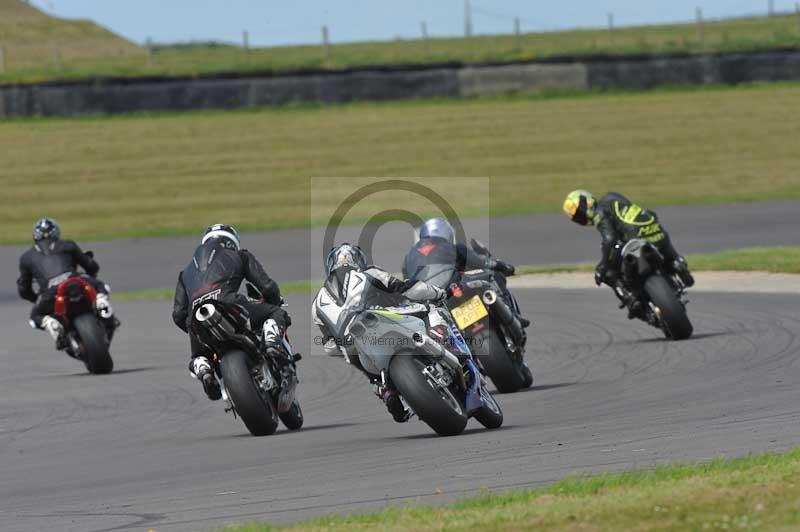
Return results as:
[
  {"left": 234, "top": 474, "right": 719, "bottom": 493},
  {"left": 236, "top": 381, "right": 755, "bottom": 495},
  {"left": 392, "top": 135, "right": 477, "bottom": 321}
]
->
[{"left": 2, "top": 4, "right": 800, "bottom": 80}]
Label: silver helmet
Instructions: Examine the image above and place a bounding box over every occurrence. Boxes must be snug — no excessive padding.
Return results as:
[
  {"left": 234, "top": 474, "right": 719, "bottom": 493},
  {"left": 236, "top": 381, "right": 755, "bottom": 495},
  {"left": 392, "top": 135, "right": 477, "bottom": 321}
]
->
[{"left": 418, "top": 217, "right": 455, "bottom": 244}]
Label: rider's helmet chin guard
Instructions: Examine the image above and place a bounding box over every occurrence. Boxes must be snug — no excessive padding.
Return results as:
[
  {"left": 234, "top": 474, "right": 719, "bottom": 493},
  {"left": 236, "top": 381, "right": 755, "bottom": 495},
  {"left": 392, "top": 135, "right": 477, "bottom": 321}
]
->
[
  {"left": 563, "top": 190, "right": 597, "bottom": 226},
  {"left": 202, "top": 223, "right": 241, "bottom": 251},
  {"left": 326, "top": 243, "right": 367, "bottom": 275},
  {"left": 33, "top": 217, "right": 61, "bottom": 243},
  {"left": 417, "top": 217, "right": 455, "bottom": 244}
]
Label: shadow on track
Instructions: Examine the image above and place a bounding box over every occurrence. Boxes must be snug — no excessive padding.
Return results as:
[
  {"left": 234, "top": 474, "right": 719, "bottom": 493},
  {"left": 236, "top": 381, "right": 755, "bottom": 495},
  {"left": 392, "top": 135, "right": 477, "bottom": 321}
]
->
[
  {"left": 518, "top": 382, "right": 579, "bottom": 393},
  {"left": 204, "top": 422, "right": 361, "bottom": 441},
  {"left": 619, "top": 330, "right": 735, "bottom": 345},
  {"left": 38, "top": 366, "right": 161, "bottom": 379},
  {"left": 391, "top": 424, "right": 521, "bottom": 441}
]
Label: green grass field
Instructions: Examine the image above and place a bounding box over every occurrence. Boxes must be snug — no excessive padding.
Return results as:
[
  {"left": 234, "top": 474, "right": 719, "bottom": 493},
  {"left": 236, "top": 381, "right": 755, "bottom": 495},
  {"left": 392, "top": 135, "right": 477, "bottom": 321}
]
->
[
  {"left": 1, "top": 2, "right": 799, "bottom": 83},
  {"left": 2, "top": 83, "right": 799, "bottom": 245},
  {"left": 223, "top": 446, "right": 800, "bottom": 531}
]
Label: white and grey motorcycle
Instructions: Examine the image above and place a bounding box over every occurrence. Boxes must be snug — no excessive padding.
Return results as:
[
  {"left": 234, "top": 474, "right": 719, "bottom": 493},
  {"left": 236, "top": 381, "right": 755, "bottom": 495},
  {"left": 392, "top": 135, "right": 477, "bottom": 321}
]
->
[{"left": 342, "top": 300, "right": 503, "bottom": 437}]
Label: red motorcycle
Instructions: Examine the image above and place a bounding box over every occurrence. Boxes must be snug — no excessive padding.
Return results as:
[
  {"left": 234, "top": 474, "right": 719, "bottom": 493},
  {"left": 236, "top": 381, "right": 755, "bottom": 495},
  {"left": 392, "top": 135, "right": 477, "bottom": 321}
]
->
[{"left": 53, "top": 276, "right": 114, "bottom": 374}]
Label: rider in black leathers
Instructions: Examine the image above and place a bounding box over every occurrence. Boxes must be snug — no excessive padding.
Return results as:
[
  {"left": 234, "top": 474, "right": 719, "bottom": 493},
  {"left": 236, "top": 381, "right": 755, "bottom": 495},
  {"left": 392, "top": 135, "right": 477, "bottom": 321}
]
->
[
  {"left": 563, "top": 190, "right": 694, "bottom": 317},
  {"left": 17, "top": 218, "right": 118, "bottom": 350},
  {"left": 172, "top": 224, "right": 294, "bottom": 400},
  {"left": 402, "top": 218, "right": 529, "bottom": 328}
]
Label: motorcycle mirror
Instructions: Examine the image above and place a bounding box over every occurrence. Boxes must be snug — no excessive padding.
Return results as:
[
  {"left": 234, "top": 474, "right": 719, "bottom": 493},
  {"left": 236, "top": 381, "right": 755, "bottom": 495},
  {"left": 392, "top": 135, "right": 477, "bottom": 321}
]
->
[{"left": 470, "top": 238, "right": 490, "bottom": 256}]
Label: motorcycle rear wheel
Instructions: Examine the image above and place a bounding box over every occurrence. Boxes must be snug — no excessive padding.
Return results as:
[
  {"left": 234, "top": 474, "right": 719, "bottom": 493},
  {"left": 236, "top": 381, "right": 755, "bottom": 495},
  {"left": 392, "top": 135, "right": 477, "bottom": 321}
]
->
[
  {"left": 73, "top": 314, "right": 113, "bottom": 374},
  {"left": 219, "top": 350, "right": 279, "bottom": 436},
  {"left": 390, "top": 353, "right": 468, "bottom": 437},
  {"left": 644, "top": 275, "right": 693, "bottom": 340},
  {"left": 473, "top": 330, "right": 523, "bottom": 393}
]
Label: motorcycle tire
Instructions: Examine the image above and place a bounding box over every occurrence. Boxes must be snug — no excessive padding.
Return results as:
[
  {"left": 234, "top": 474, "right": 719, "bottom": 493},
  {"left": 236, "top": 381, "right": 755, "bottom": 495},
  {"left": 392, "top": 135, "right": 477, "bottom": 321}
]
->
[
  {"left": 73, "top": 314, "right": 113, "bottom": 374},
  {"left": 390, "top": 353, "right": 468, "bottom": 437},
  {"left": 472, "top": 386, "right": 504, "bottom": 429},
  {"left": 519, "top": 362, "right": 534, "bottom": 389},
  {"left": 279, "top": 400, "right": 304, "bottom": 431},
  {"left": 219, "top": 350, "right": 279, "bottom": 436},
  {"left": 644, "top": 275, "right": 693, "bottom": 340},
  {"left": 473, "top": 330, "right": 523, "bottom": 393}
]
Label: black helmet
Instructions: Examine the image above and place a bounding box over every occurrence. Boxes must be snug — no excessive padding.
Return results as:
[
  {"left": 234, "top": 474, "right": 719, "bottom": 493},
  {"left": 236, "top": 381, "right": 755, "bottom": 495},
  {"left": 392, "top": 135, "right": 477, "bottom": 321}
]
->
[
  {"left": 202, "top": 224, "right": 240, "bottom": 251},
  {"left": 33, "top": 218, "right": 61, "bottom": 242},
  {"left": 326, "top": 243, "right": 367, "bottom": 275}
]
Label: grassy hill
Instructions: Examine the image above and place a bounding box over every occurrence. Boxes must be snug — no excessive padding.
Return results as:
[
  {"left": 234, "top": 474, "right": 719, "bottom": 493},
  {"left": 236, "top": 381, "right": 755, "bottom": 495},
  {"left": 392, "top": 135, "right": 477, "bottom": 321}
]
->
[
  {"left": 0, "top": 8, "right": 799, "bottom": 83},
  {"left": 0, "top": 0, "right": 142, "bottom": 78}
]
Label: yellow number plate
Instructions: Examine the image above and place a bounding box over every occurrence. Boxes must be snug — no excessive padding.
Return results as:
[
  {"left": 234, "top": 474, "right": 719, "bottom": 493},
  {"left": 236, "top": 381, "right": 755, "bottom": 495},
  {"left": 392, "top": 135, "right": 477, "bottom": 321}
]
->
[{"left": 451, "top": 295, "right": 489, "bottom": 329}]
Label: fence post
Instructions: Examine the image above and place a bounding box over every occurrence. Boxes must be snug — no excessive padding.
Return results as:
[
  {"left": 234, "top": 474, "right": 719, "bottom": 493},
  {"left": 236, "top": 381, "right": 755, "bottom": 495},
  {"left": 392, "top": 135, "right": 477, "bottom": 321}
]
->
[
  {"left": 796, "top": 3, "right": 800, "bottom": 32},
  {"left": 420, "top": 21, "right": 428, "bottom": 40},
  {"left": 242, "top": 30, "right": 249, "bottom": 53},
  {"left": 322, "top": 25, "right": 330, "bottom": 59},
  {"left": 607, "top": 12, "right": 615, "bottom": 44},
  {"left": 464, "top": 0, "right": 473, "bottom": 37},
  {"left": 145, "top": 37, "right": 153, "bottom": 68},
  {"left": 769, "top": 0, "right": 775, "bottom": 17},
  {"left": 695, "top": 7, "right": 705, "bottom": 49},
  {"left": 0, "top": 46, "right": 5, "bottom": 75}
]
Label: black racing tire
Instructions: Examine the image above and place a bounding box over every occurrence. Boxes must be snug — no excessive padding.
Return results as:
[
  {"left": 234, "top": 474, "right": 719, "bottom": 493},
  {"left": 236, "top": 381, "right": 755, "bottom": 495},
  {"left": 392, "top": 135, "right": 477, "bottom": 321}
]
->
[
  {"left": 644, "top": 275, "right": 693, "bottom": 340},
  {"left": 389, "top": 353, "right": 468, "bottom": 437},
  {"left": 519, "top": 362, "right": 534, "bottom": 389},
  {"left": 279, "top": 401, "right": 304, "bottom": 431},
  {"left": 219, "top": 350, "right": 279, "bottom": 436},
  {"left": 73, "top": 314, "right": 113, "bottom": 374},
  {"left": 473, "top": 330, "right": 523, "bottom": 393},
  {"left": 472, "top": 386, "right": 504, "bottom": 429}
]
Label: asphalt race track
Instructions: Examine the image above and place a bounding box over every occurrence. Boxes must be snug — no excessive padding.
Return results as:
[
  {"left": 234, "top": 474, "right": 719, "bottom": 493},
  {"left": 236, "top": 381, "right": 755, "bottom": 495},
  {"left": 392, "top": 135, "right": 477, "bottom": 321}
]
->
[
  {"left": 2, "top": 200, "right": 799, "bottom": 300},
  {"left": 1, "top": 287, "right": 799, "bottom": 532}
]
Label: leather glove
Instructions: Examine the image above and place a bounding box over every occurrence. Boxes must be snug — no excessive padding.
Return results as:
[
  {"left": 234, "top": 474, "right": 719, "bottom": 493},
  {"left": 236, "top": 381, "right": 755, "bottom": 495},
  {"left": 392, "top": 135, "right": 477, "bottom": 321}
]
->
[
  {"left": 493, "top": 260, "right": 516, "bottom": 277},
  {"left": 432, "top": 286, "right": 448, "bottom": 303}
]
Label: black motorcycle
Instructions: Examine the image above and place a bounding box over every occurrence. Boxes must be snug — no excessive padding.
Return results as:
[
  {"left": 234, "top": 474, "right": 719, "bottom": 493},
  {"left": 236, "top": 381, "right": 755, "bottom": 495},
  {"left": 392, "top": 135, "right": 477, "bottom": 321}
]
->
[
  {"left": 407, "top": 239, "right": 533, "bottom": 393},
  {"left": 616, "top": 239, "right": 693, "bottom": 340},
  {"left": 189, "top": 288, "right": 302, "bottom": 436}
]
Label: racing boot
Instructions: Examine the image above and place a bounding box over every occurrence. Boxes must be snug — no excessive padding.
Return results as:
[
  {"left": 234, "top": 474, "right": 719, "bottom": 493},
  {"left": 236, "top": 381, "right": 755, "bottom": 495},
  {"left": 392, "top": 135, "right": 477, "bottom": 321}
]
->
[
  {"left": 614, "top": 282, "right": 644, "bottom": 320},
  {"left": 190, "top": 356, "right": 222, "bottom": 401},
  {"left": 42, "top": 315, "right": 69, "bottom": 351},
  {"left": 672, "top": 257, "right": 695, "bottom": 288},
  {"left": 261, "top": 319, "right": 298, "bottom": 387},
  {"left": 95, "top": 293, "right": 120, "bottom": 341},
  {"left": 382, "top": 389, "right": 410, "bottom": 423}
]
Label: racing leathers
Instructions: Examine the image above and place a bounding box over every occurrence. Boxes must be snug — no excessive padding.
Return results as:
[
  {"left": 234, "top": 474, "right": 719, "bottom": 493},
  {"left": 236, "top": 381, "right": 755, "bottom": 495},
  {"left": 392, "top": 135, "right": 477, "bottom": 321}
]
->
[
  {"left": 402, "top": 236, "right": 527, "bottom": 327},
  {"left": 17, "top": 239, "right": 117, "bottom": 344},
  {"left": 172, "top": 240, "right": 291, "bottom": 365},
  {"left": 311, "top": 265, "right": 446, "bottom": 421},
  {"left": 594, "top": 192, "right": 694, "bottom": 314}
]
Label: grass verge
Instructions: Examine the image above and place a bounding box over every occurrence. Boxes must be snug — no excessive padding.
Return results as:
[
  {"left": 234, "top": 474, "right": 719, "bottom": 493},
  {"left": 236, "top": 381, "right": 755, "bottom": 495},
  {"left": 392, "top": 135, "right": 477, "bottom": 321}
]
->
[
  {"left": 115, "top": 247, "right": 800, "bottom": 301},
  {"left": 3, "top": 83, "right": 800, "bottom": 244},
  {"left": 517, "top": 246, "right": 800, "bottom": 276},
  {"left": 222, "top": 446, "right": 800, "bottom": 531}
]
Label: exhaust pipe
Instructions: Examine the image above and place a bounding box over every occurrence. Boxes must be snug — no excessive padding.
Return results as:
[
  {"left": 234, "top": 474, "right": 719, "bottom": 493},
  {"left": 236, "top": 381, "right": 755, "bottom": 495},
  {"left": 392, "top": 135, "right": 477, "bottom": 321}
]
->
[
  {"left": 411, "top": 332, "right": 466, "bottom": 389},
  {"left": 483, "top": 291, "right": 524, "bottom": 345}
]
